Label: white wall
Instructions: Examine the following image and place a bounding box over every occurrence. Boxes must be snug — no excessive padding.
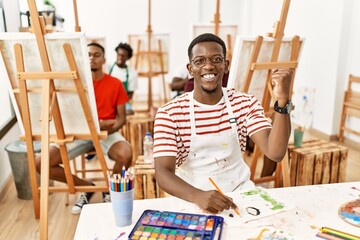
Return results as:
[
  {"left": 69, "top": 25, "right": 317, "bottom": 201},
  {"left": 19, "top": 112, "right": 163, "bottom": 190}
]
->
[
  {"left": 0, "top": 123, "right": 21, "bottom": 191},
  {"left": 0, "top": 0, "right": 21, "bottom": 192},
  {"left": 2, "top": 0, "right": 20, "bottom": 32}
]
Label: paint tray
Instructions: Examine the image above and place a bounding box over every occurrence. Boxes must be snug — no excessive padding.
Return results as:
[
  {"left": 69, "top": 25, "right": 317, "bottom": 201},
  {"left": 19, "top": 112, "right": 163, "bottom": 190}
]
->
[{"left": 128, "top": 209, "right": 224, "bottom": 240}]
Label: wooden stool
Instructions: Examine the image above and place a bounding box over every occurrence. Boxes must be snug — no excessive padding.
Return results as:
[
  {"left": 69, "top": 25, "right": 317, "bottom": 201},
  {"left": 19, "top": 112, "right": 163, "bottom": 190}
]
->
[
  {"left": 126, "top": 114, "right": 165, "bottom": 199},
  {"left": 134, "top": 158, "right": 165, "bottom": 199},
  {"left": 287, "top": 138, "right": 348, "bottom": 186}
]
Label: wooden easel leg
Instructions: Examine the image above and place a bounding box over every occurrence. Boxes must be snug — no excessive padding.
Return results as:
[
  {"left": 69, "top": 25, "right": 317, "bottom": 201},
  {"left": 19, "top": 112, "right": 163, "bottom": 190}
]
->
[
  {"left": 39, "top": 77, "right": 51, "bottom": 240},
  {"left": 63, "top": 44, "right": 109, "bottom": 185},
  {"left": 281, "top": 150, "right": 291, "bottom": 187},
  {"left": 158, "top": 39, "right": 167, "bottom": 104},
  {"left": 242, "top": 36, "right": 263, "bottom": 93},
  {"left": 274, "top": 162, "right": 282, "bottom": 188},
  {"left": 15, "top": 44, "right": 41, "bottom": 218},
  {"left": 249, "top": 145, "right": 261, "bottom": 180}
]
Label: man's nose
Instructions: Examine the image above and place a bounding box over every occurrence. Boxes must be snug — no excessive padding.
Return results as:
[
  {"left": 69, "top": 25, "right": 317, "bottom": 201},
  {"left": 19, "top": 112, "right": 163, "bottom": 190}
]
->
[{"left": 203, "top": 59, "right": 215, "bottom": 68}]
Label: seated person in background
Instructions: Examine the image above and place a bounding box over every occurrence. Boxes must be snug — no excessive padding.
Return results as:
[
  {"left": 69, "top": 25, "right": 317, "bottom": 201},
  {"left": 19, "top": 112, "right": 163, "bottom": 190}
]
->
[
  {"left": 153, "top": 33, "right": 292, "bottom": 214},
  {"left": 109, "top": 42, "right": 138, "bottom": 115},
  {"left": 169, "top": 64, "right": 190, "bottom": 97},
  {"left": 35, "top": 43, "right": 132, "bottom": 214}
]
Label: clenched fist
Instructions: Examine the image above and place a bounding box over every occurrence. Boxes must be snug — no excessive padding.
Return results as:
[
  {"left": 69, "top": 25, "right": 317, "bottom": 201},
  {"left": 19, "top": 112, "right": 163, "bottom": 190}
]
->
[{"left": 271, "top": 68, "right": 293, "bottom": 106}]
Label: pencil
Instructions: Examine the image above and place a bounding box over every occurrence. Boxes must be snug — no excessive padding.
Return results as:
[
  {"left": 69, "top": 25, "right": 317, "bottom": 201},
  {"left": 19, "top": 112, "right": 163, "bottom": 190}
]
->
[
  {"left": 208, "top": 177, "right": 240, "bottom": 216},
  {"left": 316, "top": 232, "right": 346, "bottom": 240},
  {"left": 320, "top": 227, "right": 360, "bottom": 240}
]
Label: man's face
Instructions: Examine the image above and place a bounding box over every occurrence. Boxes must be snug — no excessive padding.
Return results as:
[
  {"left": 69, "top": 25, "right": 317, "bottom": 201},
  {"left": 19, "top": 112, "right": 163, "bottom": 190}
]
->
[
  {"left": 187, "top": 41, "right": 228, "bottom": 94},
  {"left": 116, "top": 48, "right": 129, "bottom": 66},
  {"left": 88, "top": 45, "right": 105, "bottom": 72}
]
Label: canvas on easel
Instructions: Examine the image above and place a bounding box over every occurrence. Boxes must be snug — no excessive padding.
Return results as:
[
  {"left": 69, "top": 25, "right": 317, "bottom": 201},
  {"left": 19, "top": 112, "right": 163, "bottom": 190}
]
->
[
  {"left": 127, "top": 0, "right": 170, "bottom": 111},
  {"left": 128, "top": 33, "right": 169, "bottom": 74},
  {"left": 227, "top": 36, "right": 304, "bottom": 104},
  {"left": 0, "top": 3, "right": 112, "bottom": 238},
  {"left": 0, "top": 31, "right": 110, "bottom": 239},
  {"left": 0, "top": 32, "right": 99, "bottom": 135},
  {"left": 127, "top": 33, "right": 169, "bottom": 111}
]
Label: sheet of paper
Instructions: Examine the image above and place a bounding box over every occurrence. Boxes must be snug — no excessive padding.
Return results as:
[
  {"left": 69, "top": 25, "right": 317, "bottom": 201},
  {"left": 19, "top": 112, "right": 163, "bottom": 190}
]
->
[
  {"left": 175, "top": 187, "right": 294, "bottom": 226},
  {"left": 221, "top": 187, "right": 294, "bottom": 225}
]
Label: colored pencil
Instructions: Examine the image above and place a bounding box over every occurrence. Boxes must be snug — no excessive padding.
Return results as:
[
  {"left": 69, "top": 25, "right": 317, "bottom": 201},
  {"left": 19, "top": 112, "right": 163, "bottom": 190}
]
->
[
  {"left": 320, "top": 227, "right": 360, "bottom": 240},
  {"left": 126, "top": 178, "right": 130, "bottom": 192},
  {"left": 121, "top": 166, "right": 126, "bottom": 178},
  {"left": 208, "top": 177, "right": 240, "bottom": 216},
  {"left": 120, "top": 178, "right": 124, "bottom": 192},
  {"left": 316, "top": 232, "right": 347, "bottom": 240}
]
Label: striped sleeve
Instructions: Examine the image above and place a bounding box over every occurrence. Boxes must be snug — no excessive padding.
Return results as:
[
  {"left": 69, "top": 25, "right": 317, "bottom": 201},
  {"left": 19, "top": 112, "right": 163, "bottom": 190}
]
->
[
  {"left": 246, "top": 95, "right": 272, "bottom": 136},
  {"left": 153, "top": 106, "right": 178, "bottom": 158}
]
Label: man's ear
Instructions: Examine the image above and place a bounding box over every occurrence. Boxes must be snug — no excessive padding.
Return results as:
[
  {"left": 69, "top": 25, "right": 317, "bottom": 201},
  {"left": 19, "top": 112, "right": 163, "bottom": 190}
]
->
[{"left": 186, "top": 63, "right": 193, "bottom": 76}]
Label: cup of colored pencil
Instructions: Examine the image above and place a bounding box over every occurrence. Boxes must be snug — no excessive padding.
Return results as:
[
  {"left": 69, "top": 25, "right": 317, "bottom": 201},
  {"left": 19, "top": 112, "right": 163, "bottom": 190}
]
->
[
  {"left": 108, "top": 166, "right": 135, "bottom": 227},
  {"left": 107, "top": 166, "right": 135, "bottom": 192}
]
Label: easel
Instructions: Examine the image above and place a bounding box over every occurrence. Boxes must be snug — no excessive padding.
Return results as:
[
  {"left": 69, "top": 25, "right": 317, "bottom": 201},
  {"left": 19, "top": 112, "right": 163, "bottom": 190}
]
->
[
  {"left": 211, "top": 0, "right": 234, "bottom": 61},
  {"left": 242, "top": 0, "right": 302, "bottom": 187},
  {"left": 72, "top": 0, "right": 81, "bottom": 32},
  {"left": 338, "top": 74, "right": 360, "bottom": 142},
  {"left": 131, "top": 0, "right": 168, "bottom": 111},
  {"left": 13, "top": 0, "right": 109, "bottom": 238}
]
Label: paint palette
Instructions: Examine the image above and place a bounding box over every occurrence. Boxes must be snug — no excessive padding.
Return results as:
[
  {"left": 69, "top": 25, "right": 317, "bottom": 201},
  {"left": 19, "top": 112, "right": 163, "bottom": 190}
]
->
[
  {"left": 338, "top": 199, "right": 360, "bottom": 228},
  {"left": 128, "top": 210, "right": 224, "bottom": 240}
]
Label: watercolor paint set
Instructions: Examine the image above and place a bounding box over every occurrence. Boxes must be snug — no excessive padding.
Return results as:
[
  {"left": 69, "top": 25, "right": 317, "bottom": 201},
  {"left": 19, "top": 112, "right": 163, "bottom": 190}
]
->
[{"left": 128, "top": 209, "right": 224, "bottom": 240}]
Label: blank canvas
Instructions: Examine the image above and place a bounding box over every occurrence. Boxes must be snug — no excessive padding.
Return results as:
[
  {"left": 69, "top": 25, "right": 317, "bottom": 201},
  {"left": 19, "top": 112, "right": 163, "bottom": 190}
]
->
[
  {"left": 0, "top": 32, "right": 99, "bottom": 135},
  {"left": 227, "top": 36, "right": 304, "bottom": 103}
]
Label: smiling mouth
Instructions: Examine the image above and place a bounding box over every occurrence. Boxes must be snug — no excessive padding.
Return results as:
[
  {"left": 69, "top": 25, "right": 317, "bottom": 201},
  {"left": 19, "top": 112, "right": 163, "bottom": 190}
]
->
[{"left": 202, "top": 73, "right": 216, "bottom": 82}]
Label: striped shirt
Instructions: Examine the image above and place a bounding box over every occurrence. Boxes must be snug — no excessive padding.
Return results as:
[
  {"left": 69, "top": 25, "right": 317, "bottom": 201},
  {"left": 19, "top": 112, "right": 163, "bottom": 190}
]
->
[{"left": 153, "top": 88, "right": 271, "bottom": 167}]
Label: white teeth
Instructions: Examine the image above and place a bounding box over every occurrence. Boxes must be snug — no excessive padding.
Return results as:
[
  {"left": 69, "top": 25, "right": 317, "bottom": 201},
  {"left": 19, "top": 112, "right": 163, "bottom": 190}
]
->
[{"left": 203, "top": 74, "right": 215, "bottom": 79}]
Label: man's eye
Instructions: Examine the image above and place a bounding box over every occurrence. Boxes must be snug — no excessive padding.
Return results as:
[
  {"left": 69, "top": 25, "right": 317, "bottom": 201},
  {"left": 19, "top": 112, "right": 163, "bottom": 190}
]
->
[
  {"left": 194, "top": 59, "right": 205, "bottom": 64},
  {"left": 212, "top": 57, "right": 223, "bottom": 63}
]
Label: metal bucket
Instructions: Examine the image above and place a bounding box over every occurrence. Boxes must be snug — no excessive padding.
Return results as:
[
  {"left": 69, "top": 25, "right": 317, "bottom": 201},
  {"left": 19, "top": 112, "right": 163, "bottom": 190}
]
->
[{"left": 5, "top": 140, "right": 41, "bottom": 200}]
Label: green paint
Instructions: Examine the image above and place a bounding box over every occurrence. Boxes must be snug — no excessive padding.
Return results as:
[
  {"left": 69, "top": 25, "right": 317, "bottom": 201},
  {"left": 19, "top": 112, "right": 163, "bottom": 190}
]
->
[
  {"left": 242, "top": 188, "right": 262, "bottom": 195},
  {"left": 242, "top": 188, "right": 284, "bottom": 210}
]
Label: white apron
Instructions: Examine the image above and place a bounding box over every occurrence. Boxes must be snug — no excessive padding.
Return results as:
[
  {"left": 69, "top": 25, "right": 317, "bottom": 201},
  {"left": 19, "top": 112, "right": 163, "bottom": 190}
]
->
[{"left": 176, "top": 88, "right": 254, "bottom": 192}]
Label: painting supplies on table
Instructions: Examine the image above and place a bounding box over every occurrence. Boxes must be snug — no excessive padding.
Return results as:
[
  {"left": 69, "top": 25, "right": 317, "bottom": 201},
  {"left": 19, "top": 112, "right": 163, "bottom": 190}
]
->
[
  {"left": 108, "top": 166, "right": 135, "bottom": 192},
  {"left": 128, "top": 210, "right": 224, "bottom": 240},
  {"left": 316, "top": 227, "right": 360, "bottom": 240},
  {"left": 338, "top": 199, "right": 360, "bottom": 228},
  {"left": 208, "top": 177, "right": 241, "bottom": 216},
  {"left": 249, "top": 227, "right": 298, "bottom": 240}
]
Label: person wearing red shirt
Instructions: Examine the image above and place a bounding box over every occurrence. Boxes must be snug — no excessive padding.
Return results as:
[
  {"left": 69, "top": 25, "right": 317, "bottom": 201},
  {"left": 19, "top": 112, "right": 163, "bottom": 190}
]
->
[{"left": 35, "top": 43, "right": 132, "bottom": 214}]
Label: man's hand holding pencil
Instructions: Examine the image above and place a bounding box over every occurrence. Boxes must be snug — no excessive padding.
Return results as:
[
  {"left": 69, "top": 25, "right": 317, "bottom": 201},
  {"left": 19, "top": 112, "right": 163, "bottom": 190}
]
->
[{"left": 193, "top": 177, "right": 240, "bottom": 215}]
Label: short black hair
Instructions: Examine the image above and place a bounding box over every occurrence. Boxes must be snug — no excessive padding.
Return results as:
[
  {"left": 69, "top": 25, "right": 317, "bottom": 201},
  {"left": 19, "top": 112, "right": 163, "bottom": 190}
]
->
[
  {"left": 115, "top": 42, "right": 133, "bottom": 59},
  {"left": 87, "top": 42, "right": 105, "bottom": 55},
  {"left": 187, "top": 33, "right": 226, "bottom": 60}
]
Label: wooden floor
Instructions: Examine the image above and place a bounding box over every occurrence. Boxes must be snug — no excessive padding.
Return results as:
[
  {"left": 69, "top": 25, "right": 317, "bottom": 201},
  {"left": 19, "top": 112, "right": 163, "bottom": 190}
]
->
[{"left": 0, "top": 133, "right": 359, "bottom": 240}]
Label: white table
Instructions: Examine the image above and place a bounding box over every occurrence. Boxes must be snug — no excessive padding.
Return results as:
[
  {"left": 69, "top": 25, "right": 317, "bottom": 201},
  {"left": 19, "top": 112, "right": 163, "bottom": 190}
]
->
[{"left": 74, "top": 182, "right": 360, "bottom": 240}]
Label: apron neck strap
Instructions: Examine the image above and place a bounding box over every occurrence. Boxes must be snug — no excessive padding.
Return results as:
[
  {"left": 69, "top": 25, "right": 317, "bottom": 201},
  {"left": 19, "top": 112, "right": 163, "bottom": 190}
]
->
[{"left": 189, "top": 88, "right": 238, "bottom": 137}]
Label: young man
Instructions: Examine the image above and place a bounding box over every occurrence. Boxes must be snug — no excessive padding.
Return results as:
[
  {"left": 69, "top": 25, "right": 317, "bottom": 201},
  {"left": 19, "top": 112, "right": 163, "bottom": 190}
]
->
[
  {"left": 153, "top": 33, "right": 292, "bottom": 214},
  {"left": 109, "top": 42, "right": 138, "bottom": 114},
  {"left": 35, "top": 43, "right": 132, "bottom": 214}
]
